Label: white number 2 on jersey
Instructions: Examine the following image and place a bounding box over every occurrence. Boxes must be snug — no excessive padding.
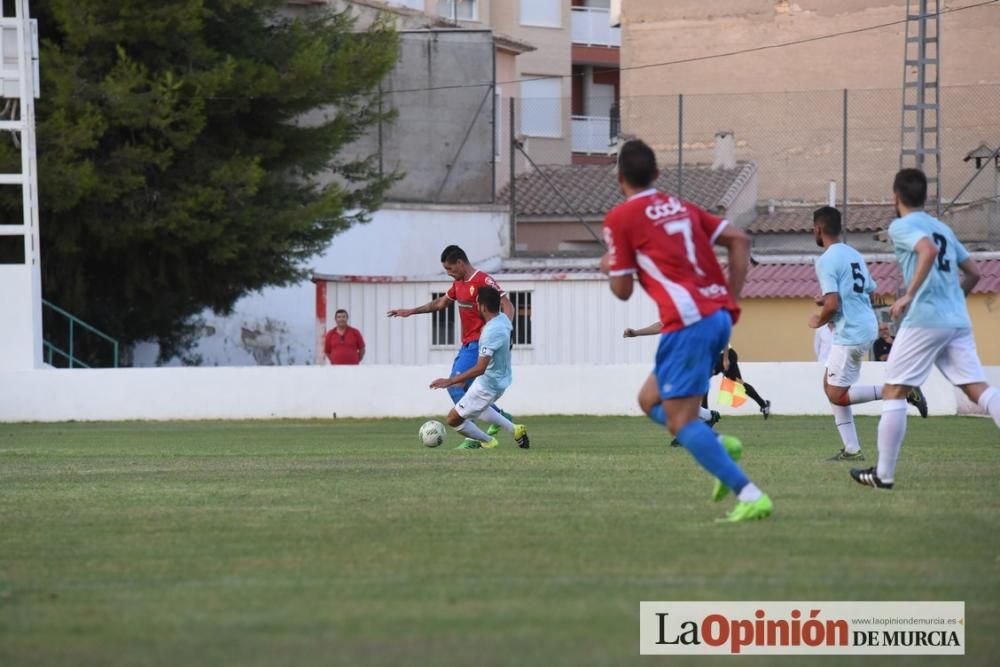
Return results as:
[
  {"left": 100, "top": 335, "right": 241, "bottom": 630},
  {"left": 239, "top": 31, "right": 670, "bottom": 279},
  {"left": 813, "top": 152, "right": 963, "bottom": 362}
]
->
[{"left": 665, "top": 219, "right": 705, "bottom": 276}]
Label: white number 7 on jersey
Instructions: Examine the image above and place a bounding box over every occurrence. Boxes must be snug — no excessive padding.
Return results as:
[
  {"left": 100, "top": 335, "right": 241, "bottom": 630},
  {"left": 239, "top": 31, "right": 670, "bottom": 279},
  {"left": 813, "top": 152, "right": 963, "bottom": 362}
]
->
[{"left": 665, "top": 219, "right": 705, "bottom": 276}]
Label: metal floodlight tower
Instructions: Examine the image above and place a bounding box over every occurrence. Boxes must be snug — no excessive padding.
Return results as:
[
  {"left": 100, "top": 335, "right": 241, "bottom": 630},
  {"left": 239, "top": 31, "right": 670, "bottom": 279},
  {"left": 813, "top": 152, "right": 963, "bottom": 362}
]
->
[
  {"left": 0, "top": 0, "right": 41, "bottom": 370},
  {"left": 899, "top": 0, "right": 942, "bottom": 215}
]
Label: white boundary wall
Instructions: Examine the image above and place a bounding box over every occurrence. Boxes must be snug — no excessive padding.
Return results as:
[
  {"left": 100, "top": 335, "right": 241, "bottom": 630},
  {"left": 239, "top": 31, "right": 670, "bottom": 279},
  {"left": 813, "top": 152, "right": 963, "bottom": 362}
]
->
[{"left": 2, "top": 363, "right": 998, "bottom": 422}]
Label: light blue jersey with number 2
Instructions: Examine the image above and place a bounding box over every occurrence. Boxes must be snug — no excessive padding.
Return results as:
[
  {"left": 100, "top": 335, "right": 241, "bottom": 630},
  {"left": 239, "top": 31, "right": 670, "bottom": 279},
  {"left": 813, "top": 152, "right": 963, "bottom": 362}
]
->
[
  {"left": 815, "top": 243, "right": 878, "bottom": 346},
  {"left": 889, "top": 211, "right": 971, "bottom": 329}
]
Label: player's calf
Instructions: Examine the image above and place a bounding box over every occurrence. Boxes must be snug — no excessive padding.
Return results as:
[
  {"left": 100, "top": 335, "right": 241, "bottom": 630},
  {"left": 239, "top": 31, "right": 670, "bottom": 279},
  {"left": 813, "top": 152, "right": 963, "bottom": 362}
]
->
[
  {"left": 444, "top": 409, "right": 465, "bottom": 428},
  {"left": 962, "top": 383, "right": 1000, "bottom": 428}
]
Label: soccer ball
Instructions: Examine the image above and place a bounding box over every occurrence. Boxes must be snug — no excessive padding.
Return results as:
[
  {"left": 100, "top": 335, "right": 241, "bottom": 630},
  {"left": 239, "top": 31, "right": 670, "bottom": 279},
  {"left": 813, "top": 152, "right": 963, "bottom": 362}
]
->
[{"left": 419, "top": 420, "right": 447, "bottom": 448}]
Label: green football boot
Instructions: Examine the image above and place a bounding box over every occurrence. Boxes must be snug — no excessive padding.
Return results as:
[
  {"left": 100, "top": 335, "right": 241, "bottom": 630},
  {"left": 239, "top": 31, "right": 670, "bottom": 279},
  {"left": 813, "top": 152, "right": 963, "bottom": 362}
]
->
[
  {"left": 486, "top": 408, "right": 515, "bottom": 436},
  {"left": 711, "top": 435, "right": 744, "bottom": 502},
  {"left": 717, "top": 494, "right": 773, "bottom": 523}
]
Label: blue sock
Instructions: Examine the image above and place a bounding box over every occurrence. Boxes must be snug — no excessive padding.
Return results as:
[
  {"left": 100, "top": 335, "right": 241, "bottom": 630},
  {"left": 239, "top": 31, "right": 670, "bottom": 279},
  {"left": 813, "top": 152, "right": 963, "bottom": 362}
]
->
[
  {"left": 649, "top": 404, "right": 666, "bottom": 426},
  {"left": 677, "top": 420, "right": 750, "bottom": 494}
]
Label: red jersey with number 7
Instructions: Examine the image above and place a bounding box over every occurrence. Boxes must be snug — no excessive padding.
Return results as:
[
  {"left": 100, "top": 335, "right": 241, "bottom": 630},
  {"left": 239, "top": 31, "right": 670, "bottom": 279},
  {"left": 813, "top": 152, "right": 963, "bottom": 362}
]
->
[
  {"left": 603, "top": 188, "right": 739, "bottom": 333},
  {"left": 446, "top": 270, "right": 507, "bottom": 345}
]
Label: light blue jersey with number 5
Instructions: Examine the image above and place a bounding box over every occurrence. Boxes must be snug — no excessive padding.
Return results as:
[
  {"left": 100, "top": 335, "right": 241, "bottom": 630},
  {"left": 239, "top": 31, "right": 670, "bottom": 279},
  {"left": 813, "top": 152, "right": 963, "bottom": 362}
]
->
[
  {"left": 815, "top": 243, "right": 878, "bottom": 346},
  {"left": 889, "top": 211, "right": 971, "bottom": 329}
]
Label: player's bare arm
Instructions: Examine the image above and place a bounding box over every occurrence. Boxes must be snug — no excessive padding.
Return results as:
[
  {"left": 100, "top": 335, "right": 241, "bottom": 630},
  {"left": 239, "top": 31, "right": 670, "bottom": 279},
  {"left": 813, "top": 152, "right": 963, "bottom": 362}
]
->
[
  {"left": 606, "top": 273, "right": 634, "bottom": 301},
  {"left": 500, "top": 295, "right": 514, "bottom": 320},
  {"left": 958, "top": 257, "right": 981, "bottom": 296},
  {"left": 623, "top": 321, "right": 662, "bottom": 337},
  {"left": 429, "top": 355, "right": 489, "bottom": 389},
  {"left": 714, "top": 224, "right": 751, "bottom": 300},
  {"left": 388, "top": 294, "right": 452, "bottom": 318},
  {"left": 809, "top": 292, "right": 840, "bottom": 329},
  {"left": 890, "top": 236, "right": 937, "bottom": 320}
]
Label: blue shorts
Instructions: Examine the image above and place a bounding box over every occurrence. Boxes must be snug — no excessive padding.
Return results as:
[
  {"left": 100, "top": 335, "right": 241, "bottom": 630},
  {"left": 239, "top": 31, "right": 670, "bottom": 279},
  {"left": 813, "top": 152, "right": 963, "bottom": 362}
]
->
[
  {"left": 654, "top": 309, "right": 732, "bottom": 400},
  {"left": 448, "top": 342, "right": 480, "bottom": 404}
]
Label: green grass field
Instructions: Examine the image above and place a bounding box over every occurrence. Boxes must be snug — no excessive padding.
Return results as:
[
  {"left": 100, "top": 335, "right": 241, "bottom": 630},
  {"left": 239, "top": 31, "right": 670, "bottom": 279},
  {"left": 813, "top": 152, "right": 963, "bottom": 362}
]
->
[{"left": 1, "top": 416, "right": 998, "bottom": 666}]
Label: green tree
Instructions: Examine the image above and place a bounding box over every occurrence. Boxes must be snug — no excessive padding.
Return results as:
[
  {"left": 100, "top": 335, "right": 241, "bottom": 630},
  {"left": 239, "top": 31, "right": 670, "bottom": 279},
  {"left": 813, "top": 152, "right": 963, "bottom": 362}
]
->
[{"left": 7, "top": 0, "right": 398, "bottom": 362}]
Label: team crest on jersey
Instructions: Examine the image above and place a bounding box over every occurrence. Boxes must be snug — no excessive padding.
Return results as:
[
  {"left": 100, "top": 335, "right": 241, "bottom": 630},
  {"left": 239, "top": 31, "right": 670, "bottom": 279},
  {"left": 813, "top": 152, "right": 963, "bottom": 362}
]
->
[{"left": 469, "top": 286, "right": 476, "bottom": 297}]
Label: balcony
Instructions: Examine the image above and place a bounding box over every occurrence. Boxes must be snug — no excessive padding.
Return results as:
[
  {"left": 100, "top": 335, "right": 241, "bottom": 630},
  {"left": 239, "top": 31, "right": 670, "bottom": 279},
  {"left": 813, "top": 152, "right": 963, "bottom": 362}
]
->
[
  {"left": 571, "top": 116, "right": 613, "bottom": 154},
  {"left": 571, "top": 7, "right": 621, "bottom": 48}
]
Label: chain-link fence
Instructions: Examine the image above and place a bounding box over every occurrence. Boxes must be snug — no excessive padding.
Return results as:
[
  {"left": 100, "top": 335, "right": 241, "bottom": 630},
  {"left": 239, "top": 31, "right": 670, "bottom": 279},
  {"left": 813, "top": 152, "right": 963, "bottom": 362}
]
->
[
  {"left": 507, "top": 84, "right": 1000, "bottom": 251},
  {"left": 620, "top": 85, "right": 1000, "bottom": 208}
]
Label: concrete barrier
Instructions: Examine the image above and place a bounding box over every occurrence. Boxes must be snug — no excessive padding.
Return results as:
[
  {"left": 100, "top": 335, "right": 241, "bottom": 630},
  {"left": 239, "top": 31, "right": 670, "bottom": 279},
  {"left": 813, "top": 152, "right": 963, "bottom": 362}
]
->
[{"left": 2, "top": 362, "right": 997, "bottom": 422}]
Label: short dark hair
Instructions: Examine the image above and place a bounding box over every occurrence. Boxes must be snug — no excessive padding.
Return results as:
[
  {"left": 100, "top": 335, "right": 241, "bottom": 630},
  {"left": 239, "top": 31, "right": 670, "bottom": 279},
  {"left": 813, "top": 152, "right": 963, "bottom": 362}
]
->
[
  {"left": 476, "top": 286, "right": 501, "bottom": 314},
  {"left": 440, "top": 245, "right": 468, "bottom": 264},
  {"left": 893, "top": 168, "right": 927, "bottom": 208},
  {"left": 335, "top": 308, "right": 348, "bottom": 317},
  {"left": 813, "top": 206, "right": 842, "bottom": 237},
  {"left": 617, "top": 139, "right": 658, "bottom": 189}
]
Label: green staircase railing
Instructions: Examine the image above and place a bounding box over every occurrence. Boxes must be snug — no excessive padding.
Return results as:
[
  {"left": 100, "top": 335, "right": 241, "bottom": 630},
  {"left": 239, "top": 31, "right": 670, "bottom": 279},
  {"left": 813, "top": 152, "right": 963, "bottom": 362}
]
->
[{"left": 42, "top": 299, "right": 120, "bottom": 368}]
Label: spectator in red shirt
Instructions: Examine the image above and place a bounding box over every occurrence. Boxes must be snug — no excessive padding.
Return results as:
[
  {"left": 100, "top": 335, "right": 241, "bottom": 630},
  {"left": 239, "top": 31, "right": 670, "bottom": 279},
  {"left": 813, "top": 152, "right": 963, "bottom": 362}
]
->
[{"left": 325, "top": 309, "right": 365, "bottom": 365}]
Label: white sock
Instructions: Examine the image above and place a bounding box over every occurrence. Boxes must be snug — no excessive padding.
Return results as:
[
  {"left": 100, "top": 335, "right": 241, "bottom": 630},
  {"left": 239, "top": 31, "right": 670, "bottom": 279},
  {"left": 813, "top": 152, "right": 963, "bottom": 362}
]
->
[
  {"left": 478, "top": 407, "right": 515, "bottom": 433},
  {"left": 848, "top": 384, "right": 883, "bottom": 404},
  {"left": 977, "top": 387, "right": 1000, "bottom": 429},
  {"left": 698, "top": 406, "right": 713, "bottom": 421},
  {"left": 456, "top": 420, "right": 491, "bottom": 442},
  {"left": 876, "top": 399, "right": 908, "bottom": 483},
  {"left": 832, "top": 404, "right": 861, "bottom": 453},
  {"left": 737, "top": 482, "right": 763, "bottom": 503}
]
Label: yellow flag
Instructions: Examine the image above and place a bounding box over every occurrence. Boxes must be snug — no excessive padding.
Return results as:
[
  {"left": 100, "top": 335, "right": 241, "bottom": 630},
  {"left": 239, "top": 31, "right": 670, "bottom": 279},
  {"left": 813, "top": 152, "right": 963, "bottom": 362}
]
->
[{"left": 718, "top": 377, "right": 748, "bottom": 408}]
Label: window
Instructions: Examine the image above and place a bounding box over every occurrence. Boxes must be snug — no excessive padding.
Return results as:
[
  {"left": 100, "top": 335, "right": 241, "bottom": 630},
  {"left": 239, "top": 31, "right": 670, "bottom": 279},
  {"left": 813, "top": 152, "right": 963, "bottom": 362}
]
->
[
  {"left": 437, "top": 0, "right": 476, "bottom": 21},
  {"left": 521, "top": 0, "right": 561, "bottom": 27},
  {"left": 520, "top": 77, "right": 562, "bottom": 138},
  {"left": 431, "top": 292, "right": 456, "bottom": 346},
  {"left": 508, "top": 291, "right": 533, "bottom": 346},
  {"left": 394, "top": 0, "right": 425, "bottom": 10}
]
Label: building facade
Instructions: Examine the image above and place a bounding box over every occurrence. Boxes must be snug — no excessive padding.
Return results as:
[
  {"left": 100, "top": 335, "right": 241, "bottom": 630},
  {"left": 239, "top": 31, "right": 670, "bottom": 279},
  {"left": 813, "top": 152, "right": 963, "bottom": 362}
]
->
[
  {"left": 378, "top": 1, "right": 623, "bottom": 168},
  {"left": 616, "top": 0, "right": 1000, "bottom": 203}
]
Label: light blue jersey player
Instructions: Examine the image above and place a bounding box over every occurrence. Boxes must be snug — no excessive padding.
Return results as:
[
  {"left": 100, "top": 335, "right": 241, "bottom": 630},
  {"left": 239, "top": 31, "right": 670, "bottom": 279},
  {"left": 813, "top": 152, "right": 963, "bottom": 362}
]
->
[
  {"left": 808, "top": 207, "right": 925, "bottom": 462},
  {"left": 475, "top": 309, "right": 514, "bottom": 395},
  {"left": 889, "top": 212, "right": 971, "bottom": 330},
  {"left": 429, "top": 286, "right": 529, "bottom": 450},
  {"left": 816, "top": 242, "right": 877, "bottom": 347},
  {"left": 850, "top": 169, "right": 1000, "bottom": 490}
]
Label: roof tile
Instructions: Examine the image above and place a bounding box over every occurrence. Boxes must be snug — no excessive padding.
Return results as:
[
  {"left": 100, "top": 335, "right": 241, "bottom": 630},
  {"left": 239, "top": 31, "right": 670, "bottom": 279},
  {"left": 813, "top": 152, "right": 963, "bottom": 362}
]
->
[
  {"left": 499, "top": 162, "right": 756, "bottom": 218},
  {"left": 748, "top": 205, "right": 894, "bottom": 234},
  {"left": 742, "top": 259, "right": 1000, "bottom": 298}
]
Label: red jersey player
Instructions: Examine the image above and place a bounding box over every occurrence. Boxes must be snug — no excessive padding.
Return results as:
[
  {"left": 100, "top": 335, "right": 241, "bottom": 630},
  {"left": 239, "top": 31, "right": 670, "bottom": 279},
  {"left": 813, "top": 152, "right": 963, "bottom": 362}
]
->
[
  {"left": 601, "top": 138, "right": 771, "bottom": 522},
  {"left": 388, "top": 245, "right": 525, "bottom": 450}
]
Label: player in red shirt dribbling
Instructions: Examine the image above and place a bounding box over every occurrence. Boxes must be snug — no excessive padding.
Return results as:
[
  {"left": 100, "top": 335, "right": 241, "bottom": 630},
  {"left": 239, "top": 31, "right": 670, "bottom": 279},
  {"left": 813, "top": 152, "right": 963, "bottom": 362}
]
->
[{"left": 388, "top": 246, "right": 526, "bottom": 450}]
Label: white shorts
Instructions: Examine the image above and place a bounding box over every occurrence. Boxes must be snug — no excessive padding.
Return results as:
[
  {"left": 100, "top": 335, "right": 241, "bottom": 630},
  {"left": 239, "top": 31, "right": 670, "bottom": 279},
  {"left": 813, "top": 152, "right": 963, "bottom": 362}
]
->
[
  {"left": 885, "top": 327, "right": 986, "bottom": 387},
  {"left": 825, "top": 343, "right": 870, "bottom": 387},
  {"left": 455, "top": 378, "right": 504, "bottom": 420}
]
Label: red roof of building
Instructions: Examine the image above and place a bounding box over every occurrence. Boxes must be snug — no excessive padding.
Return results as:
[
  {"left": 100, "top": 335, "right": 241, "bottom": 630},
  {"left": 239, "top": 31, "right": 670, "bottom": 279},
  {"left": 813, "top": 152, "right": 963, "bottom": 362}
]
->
[{"left": 742, "top": 259, "right": 1000, "bottom": 298}]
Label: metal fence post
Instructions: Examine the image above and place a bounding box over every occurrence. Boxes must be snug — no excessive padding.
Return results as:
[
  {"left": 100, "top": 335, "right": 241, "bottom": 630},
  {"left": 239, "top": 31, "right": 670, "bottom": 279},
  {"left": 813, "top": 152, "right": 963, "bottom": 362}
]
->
[
  {"left": 678, "top": 94, "right": 684, "bottom": 198},
  {"left": 843, "top": 88, "right": 849, "bottom": 243},
  {"left": 509, "top": 96, "right": 517, "bottom": 256}
]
